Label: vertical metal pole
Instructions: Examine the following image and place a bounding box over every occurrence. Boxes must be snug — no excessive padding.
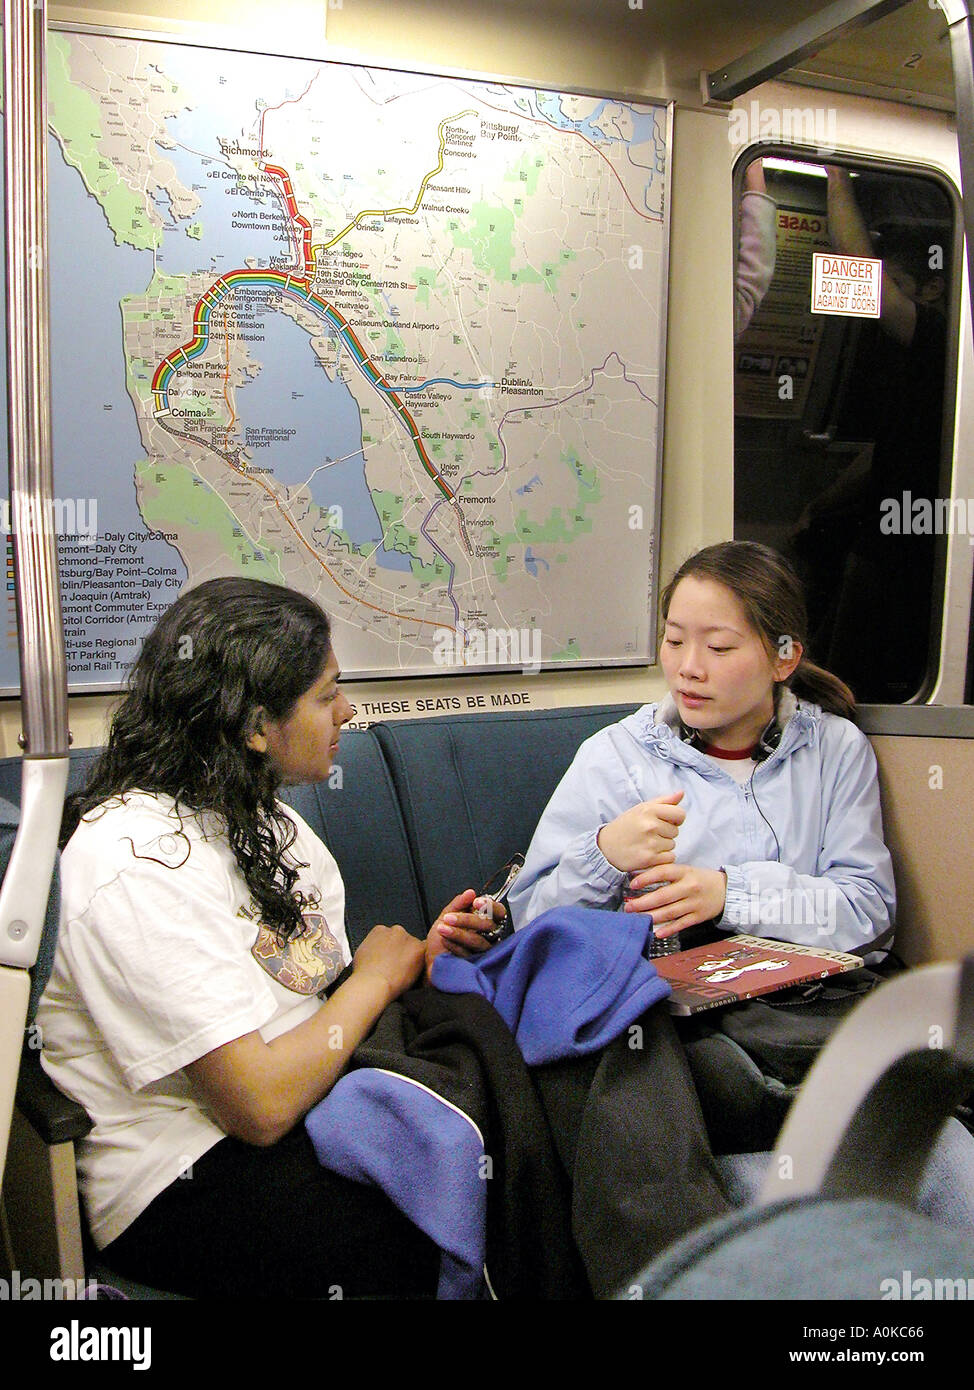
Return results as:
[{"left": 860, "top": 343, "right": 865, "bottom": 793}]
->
[
  {"left": 941, "top": 3, "right": 974, "bottom": 365},
  {"left": 4, "top": 0, "right": 68, "bottom": 756},
  {"left": 0, "top": 0, "right": 71, "bottom": 1186}
]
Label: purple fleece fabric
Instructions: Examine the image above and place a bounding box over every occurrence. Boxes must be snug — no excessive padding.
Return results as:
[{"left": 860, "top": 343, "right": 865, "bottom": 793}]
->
[
  {"left": 305, "top": 1071, "right": 488, "bottom": 1299},
  {"left": 431, "top": 905, "right": 671, "bottom": 1063}
]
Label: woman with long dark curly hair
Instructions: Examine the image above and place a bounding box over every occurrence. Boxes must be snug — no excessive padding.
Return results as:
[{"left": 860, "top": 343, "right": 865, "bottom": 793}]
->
[{"left": 39, "top": 577, "right": 496, "bottom": 1299}]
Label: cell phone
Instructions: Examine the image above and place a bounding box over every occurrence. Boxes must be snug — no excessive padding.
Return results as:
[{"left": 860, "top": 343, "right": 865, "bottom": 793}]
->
[
  {"left": 473, "top": 854, "right": 524, "bottom": 938},
  {"left": 476, "top": 854, "right": 524, "bottom": 909}
]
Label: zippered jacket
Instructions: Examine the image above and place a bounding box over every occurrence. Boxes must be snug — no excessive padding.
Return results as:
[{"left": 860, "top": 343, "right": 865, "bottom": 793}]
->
[{"left": 507, "top": 693, "right": 896, "bottom": 957}]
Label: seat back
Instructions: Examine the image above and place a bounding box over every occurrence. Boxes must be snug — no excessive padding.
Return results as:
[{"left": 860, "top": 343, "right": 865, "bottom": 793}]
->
[
  {"left": 279, "top": 730, "right": 426, "bottom": 948},
  {"left": 372, "top": 705, "right": 639, "bottom": 927},
  {"left": 867, "top": 728, "right": 974, "bottom": 963}
]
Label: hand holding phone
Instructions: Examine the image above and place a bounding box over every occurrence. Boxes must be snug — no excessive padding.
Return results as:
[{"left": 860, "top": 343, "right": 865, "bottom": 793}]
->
[
  {"left": 473, "top": 894, "right": 504, "bottom": 943},
  {"left": 473, "top": 855, "right": 523, "bottom": 943}
]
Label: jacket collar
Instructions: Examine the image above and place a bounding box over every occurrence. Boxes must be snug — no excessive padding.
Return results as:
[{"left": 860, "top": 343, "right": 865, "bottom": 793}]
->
[{"left": 640, "top": 687, "right": 814, "bottom": 765}]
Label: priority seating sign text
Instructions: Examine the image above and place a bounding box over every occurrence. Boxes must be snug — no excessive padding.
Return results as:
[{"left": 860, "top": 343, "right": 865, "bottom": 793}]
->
[{"left": 811, "top": 253, "right": 882, "bottom": 318}]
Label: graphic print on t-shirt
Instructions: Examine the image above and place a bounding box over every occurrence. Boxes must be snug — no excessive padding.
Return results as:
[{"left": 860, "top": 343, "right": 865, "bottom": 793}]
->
[{"left": 249, "top": 910, "right": 345, "bottom": 995}]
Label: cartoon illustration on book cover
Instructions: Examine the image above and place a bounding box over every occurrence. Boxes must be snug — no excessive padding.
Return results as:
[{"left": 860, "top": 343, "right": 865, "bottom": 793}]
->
[{"left": 693, "top": 949, "right": 791, "bottom": 985}]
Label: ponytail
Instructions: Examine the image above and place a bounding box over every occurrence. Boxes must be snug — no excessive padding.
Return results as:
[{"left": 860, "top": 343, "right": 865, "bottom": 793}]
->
[{"left": 789, "top": 658, "right": 857, "bottom": 723}]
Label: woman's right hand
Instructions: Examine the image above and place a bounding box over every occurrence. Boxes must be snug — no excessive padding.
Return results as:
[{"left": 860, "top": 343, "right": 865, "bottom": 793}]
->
[
  {"left": 188, "top": 926, "right": 424, "bottom": 1147},
  {"left": 352, "top": 924, "right": 425, "bottom": 1000},
  {"left": 596, "top": 791, "right": 685, "bottom": 872}
]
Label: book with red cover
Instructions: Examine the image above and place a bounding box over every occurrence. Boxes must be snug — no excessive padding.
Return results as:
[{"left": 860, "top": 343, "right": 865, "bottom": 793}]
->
[{"left": 653, "top": 934, "right": 863, "bottom": 1015}]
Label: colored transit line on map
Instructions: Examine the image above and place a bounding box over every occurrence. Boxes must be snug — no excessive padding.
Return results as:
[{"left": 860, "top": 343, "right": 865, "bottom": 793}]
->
[{"left": 149, "top": 176, "right": 458, "bottom": 505}]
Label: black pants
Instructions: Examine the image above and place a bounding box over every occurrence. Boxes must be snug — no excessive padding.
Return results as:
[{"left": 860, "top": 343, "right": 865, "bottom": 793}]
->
[
  {"left": 102, "top": 1125, "right": 440, "bottom": 1299},
  {"left": 533, "top": 1006, "right": 732, "bottom": 1297}
]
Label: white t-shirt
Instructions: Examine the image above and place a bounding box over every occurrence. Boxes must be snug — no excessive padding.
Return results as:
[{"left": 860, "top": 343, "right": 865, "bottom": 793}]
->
[
  {"left": 37, "top": 792, "right": 351, "bottom": 1249},
  {"left": 706, "top": 755, "right": 757, "bottom": 785}
]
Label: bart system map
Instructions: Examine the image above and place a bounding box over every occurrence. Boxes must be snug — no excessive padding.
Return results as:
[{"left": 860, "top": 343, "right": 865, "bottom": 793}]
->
[{"left": 4, "top": 29, "right": 670, "bottom": 688}]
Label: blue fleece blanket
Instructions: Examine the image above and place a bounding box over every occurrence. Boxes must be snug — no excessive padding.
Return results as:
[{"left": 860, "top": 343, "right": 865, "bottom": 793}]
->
[
  {"left": 431, "top": 905, "right": 670, "bottom": 1061},
  {"left": 305, "top": 908, "right": 670, "bottom": 1297}
]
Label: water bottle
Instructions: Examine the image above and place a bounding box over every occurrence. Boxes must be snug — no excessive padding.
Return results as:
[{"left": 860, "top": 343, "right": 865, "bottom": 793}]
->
[{"left": 623, "top": 875, "right": 681, "bottom": 957}]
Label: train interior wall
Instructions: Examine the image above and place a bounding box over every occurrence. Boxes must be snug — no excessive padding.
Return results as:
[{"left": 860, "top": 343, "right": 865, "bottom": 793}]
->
[{"left": 1, "top": 1, "right": 971, "bottom": 966}]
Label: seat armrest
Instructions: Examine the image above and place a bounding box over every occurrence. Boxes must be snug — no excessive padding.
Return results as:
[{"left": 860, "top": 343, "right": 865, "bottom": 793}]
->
[{"left": 16, "top": 1045, "right": 93, "bottom": 1145}]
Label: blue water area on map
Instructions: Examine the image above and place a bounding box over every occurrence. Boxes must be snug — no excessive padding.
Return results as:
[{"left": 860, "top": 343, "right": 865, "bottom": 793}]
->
[
  {"left": 156, "top": 88, "right": 412, "bottom": 575},
  {"left": 527, "top": 95, "right": 663, "bottom": 200},
  {"left": 231, "top": 307, "right": 410, "bottom": 571},
  {"left": 516, "top": 475, "right": 542, "bottom": 495},
  {"left": 524, "top": 547, "right": 549, "bottom": 578},
  {"left": 627, "top": 111, "right": 668, "bottom": 188},
  {"left": 528, "top": 93, "right": 618, "bottom": 143},
  {"left": 151, "top": 188, "right": 178, "bottom": 227},
  {"left": 534, "top": 94, "right": 655, "bottom": 146},
  {"left": 43, "top": 136, "right": 189, "bottom": 689},
  {"left": 155, "top": 141, "right": 291, "bottom": 276}
]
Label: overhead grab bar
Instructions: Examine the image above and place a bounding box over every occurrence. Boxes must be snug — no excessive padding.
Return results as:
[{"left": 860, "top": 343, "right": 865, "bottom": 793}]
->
[{"left": 704, "top": 0, "right": 916, "bottom": 104}]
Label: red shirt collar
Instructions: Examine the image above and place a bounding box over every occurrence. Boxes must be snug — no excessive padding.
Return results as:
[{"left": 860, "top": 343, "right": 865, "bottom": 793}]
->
[{"left": 704, "top": 742, "right": 756, "bottom": 760}]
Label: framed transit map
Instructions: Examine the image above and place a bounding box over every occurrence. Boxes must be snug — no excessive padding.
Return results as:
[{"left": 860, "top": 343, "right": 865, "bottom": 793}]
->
[{"left": 3, "top": 26, "right": 671, "bottom": 689}]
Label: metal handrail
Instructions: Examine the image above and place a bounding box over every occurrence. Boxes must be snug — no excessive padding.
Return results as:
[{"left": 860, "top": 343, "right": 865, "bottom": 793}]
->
[{"left": 0, "top": 0, "right": 70, "bottom": 1180}]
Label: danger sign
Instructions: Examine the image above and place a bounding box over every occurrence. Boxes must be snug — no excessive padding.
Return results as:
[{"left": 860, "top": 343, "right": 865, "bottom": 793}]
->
[{"left": 811, "top": 253, "right": 883, "bottom": 318}]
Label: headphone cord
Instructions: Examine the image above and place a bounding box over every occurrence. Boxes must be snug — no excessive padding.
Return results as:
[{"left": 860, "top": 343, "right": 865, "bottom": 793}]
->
[
  {"left": 749, "top": 770, "right": 781, "bottom": 862},
  {"left": 679, "top": 716, "right": 782, "bottom": 861}
]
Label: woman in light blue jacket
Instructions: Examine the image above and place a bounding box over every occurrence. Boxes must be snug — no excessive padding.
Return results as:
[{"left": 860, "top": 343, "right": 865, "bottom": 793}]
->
[{"left": 508, "top": 541, "right": 895, "bottom": 958}]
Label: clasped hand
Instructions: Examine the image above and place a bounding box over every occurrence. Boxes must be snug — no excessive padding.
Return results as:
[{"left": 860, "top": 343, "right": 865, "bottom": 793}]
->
[
  {"left": 622, "top": 862, "right": 728, "bottom": 935},
  {"left": 596, "top": 790, "right": 685, "bottom": 871},
  {"left": 598, "top": 791, "right": 727, "bottom": 933}
]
